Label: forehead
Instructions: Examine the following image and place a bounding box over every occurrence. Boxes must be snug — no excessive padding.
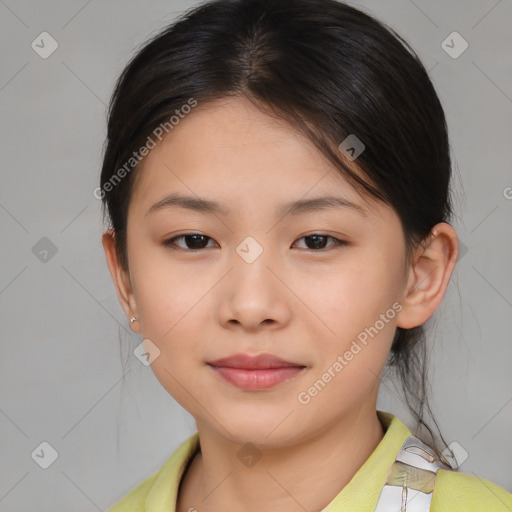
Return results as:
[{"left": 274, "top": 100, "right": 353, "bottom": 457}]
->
[{"left": 130, "top": 96, "right": 378, "bottom": 216}]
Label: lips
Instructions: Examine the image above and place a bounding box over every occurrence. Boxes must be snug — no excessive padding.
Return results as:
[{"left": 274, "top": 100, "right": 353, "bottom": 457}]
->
[
  {"left": 207, "top": 353, "right": 307, "bottom": 390},
  {"left": 208, "top": 353, "right": 304, "bottom": 370}
]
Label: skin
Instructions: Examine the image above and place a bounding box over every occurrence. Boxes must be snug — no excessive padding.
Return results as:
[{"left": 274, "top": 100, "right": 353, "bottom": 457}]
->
[{"left": 102, "top": 95, "right": 459, "bottom": 512}]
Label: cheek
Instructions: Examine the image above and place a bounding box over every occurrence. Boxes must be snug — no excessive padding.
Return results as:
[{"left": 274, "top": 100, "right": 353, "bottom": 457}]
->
[
  {"left": 131, "top": 246, "right": 215, "bottom": 339},
  {"left": 291, "top": 253, "right": 401, "bottom": 392},
  {"left": 295, "top": 356, "right": 381, "bottom": 425},
  {"left": 127, "top": 255, "right": 208, "bottom": 404},
  {"left": 136, "top": 290, "right": 206, "bottom": 414},
  {"left": 295, "top": 255, "right": 401, "bottom": 336},
  {"left": 296, "top": 297, "right": 397, "bottom": 417}
]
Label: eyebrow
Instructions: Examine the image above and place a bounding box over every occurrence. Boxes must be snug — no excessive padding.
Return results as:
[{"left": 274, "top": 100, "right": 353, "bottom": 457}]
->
[{"left": 145, "top": 192, "right": 367, "bottom": 218}]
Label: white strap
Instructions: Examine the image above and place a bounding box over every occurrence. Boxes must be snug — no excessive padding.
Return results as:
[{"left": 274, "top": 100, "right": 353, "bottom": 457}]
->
[{"left": 374, "top": 436, "right": 451, "bottom": 512}]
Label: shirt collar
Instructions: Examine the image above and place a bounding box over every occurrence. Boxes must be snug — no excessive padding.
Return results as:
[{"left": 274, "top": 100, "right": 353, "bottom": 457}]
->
[
  {"left": 319, "top": 411, "right": 411, "bottom": 511},
  {"left": 146, "top": 411, "right": 411, "bottom": 512}
]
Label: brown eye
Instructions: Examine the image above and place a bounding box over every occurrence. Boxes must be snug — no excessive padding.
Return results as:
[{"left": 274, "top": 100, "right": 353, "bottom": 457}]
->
[
  {"left": 163, "top": 232, "right": 348, "bottom": 252},
  {"left": 293, "top": 234, "right": 348, "bottom": 251},
  {"left": 164, "top": 233, "right": 216, "bottom": 250}
]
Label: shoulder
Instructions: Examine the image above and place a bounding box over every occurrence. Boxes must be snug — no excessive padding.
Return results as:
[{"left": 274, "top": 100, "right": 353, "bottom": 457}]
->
[
  {"left": 432, "top": 469, "right": 512, "bottom": 511},
  {"left": 106, "top": 470, "right": 159, "bottom": 512},
  {"left": 106, "top": 432, "right": 200, "bottom": 512}
]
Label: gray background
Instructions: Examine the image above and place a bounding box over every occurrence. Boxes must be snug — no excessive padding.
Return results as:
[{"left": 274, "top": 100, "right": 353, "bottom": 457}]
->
[{"left": 1, "top": 0, "right": 511, "bottom": 510}]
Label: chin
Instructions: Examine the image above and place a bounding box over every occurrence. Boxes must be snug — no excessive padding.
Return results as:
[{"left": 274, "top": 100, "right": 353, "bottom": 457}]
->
[{"left": 210, "top": 409, "right": 308, "bottom": 449}]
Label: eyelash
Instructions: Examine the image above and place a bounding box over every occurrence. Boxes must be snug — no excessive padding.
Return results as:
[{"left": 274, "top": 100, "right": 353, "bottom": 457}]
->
[{"left": 162, "top": 233, "right": 349, "bottom": 252}]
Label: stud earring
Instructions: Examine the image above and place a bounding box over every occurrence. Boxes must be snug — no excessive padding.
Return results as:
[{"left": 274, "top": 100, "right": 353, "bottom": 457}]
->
[{"left": 130, "top": 317, "right": 137, "bottom": 325}]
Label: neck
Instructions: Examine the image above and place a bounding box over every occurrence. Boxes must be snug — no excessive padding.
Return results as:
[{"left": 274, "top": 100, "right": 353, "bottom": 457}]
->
[{"left": 177, "top": 406, "right": 385, "bottom": 512}]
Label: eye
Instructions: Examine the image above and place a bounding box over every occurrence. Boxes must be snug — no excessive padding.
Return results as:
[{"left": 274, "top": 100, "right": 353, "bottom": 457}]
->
[
  {"left": 163, "top": 232, "right": 349, "bottom": 252},
  {"left": 163, "top": 233, "right": 217, "bottom": 251},
  {"left": 293, "top": 233, "right": 348, "bottom": 251}
]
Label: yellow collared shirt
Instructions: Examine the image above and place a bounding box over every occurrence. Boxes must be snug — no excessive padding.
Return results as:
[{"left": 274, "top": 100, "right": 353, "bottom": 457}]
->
[{"left": 107, "top": 411, "right": 512, "bottom": 511}]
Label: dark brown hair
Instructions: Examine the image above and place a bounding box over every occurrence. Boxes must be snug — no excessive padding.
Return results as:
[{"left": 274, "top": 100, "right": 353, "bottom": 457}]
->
[{"left": 100, "top": 0, "right": 457, "bottom": 464}]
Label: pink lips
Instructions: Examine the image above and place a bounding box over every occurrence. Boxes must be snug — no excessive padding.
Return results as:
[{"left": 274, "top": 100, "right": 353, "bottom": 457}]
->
[{"left": 207, "top": 353, "right": 306, "bottom": 390}]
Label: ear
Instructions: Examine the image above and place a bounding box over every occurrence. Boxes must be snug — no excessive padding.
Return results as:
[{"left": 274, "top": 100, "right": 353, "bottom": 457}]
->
[
  {"left": 101, "top": 228, "right": 140, "bottom": 333},
  {"left": 396, "top": 222, "right": 459, "bottom": 329}
]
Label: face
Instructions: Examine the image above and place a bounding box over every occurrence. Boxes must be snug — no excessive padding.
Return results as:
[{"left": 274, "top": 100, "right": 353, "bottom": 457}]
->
[{"left": 119, "top": 96, "right": 410, "bottom": 447}]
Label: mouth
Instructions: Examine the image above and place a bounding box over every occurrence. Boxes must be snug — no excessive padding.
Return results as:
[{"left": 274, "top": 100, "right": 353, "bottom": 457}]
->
[{"left": 207, "top": 353, "right": 307, "bottom": 390}]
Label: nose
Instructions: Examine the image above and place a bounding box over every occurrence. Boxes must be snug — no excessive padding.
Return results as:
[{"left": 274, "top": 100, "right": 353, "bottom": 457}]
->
[{"left": 216, "top": 243, "right": 291, "bottom": 332}]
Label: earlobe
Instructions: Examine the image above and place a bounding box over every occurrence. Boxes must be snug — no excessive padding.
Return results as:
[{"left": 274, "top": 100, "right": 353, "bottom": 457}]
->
[
  {"left": 101, "top": 229, "right": 139, "bottom": 328},
  {"left": 396, "top": 223, "right": 459, "bottom": 329}
]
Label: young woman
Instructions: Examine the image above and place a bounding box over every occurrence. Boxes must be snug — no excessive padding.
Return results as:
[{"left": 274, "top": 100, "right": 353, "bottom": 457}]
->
[{"left": 99, "top": 0, "right": 512, "bottom": 510}]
